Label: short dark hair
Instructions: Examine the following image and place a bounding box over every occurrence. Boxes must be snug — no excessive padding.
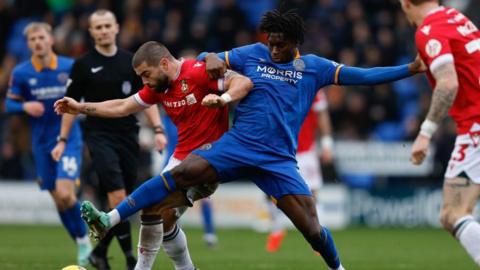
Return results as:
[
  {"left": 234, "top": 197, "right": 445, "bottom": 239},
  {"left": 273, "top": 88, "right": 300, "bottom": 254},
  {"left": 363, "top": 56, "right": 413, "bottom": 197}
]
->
[
  {"left": 259, "top": 9, "right": 305, "bottom": 45},
  {"left": 132, "top": 41, "right": 173, "bottom": 68}
]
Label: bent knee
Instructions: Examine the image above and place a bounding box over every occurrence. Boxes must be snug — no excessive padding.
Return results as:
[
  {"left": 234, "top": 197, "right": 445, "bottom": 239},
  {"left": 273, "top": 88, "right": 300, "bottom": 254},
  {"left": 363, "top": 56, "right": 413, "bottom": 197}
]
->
[
  {"left": 161, "top": 209, "right": 178, "bottom": 231},
  {"left": 53, "top": 192, "right": 76, "bottom": 210},
  {"left": 440, "top": 208, "right": 470, "bottom": 232},
  {"left": 142, "top": 204, "right": 163, "bottom": 215}
]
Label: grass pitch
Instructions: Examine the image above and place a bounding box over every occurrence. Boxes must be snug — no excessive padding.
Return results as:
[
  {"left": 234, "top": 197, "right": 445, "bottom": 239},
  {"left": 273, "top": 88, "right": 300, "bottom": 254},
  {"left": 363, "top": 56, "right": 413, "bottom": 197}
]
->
[{"left": 0, "top": 225, "right": 477, "bottom": 270}]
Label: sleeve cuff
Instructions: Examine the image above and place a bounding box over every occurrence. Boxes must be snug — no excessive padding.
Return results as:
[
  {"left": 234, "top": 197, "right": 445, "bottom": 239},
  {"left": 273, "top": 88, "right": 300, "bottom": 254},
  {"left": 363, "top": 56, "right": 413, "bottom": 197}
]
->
[
  {"left": 430, "top": 54, "right": 454, "bottom": 73},
  {"left": 133, "top": 93, "right": 152, "bottom": 107}
]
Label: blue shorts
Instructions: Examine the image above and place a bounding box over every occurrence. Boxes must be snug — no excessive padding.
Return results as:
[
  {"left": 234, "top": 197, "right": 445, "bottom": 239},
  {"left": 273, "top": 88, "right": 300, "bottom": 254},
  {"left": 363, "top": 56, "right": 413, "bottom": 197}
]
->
[
  {"left": 192, "top": 133, "right": 311, "bottom": 199},
  {"left": 34, "top": 143, "right": 82, "bottom": 191}
]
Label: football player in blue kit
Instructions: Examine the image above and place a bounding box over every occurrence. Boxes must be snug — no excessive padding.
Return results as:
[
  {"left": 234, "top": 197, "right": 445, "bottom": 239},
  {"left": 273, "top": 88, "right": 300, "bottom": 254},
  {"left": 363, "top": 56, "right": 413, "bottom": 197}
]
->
[
  {"left": 80, "top": 9, "right": 425, "bottom": 270},
  {"left": 5, "top": 22, "right": 91, "bottom": 266}
]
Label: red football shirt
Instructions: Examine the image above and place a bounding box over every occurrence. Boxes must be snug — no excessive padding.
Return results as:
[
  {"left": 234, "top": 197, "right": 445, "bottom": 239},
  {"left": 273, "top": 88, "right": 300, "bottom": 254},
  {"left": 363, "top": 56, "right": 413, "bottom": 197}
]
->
[
  {"left": 416, "top": 6, "right": 480, "bottom": 134},
  {"left": 134, "top": 59, "right": 229, "bottom": 159},
  {"left": 297, "top": 91, "right": 328, "bottom": 153}
]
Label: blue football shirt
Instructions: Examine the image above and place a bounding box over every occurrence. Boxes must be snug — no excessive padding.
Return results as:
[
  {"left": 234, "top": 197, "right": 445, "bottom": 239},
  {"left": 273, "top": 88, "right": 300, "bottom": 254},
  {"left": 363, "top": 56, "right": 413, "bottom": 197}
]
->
[
  {"left": 8, "top": 55, "right": 82, "bottom": 149},
  {"left": 218, "top": 43, "right": 341, "bottom": 159}
]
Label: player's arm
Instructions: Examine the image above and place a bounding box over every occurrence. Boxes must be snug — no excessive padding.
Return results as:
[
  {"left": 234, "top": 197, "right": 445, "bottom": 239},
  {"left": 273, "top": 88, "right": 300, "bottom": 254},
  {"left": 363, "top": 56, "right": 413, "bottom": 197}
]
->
[
  {"left": 410, "top": 62, "right": 458, "bottom": 165},
  {"left": 5, "top": 71, "right": 45, "bottom": 117},
  {"left": 142, "top": 105, "right": 167, "bottom": 152},
  {"left": 199, "top": 44, "right": 257, "bottom": 78},
  {"left": 54, "top": 95, "right": 145, "bottom": 117},
  {"left": 202, "top": 70, "right": 253, "bottom": 108},
  {"left": 335, "top": 57, "right": 425, "bottom": 85},
  {"left": 317, "top": 108, "right": 334, "bottom": 163},
  {"left": 51, "top": 113, "right": 76, "bottom": 161},
  {"left": 202, "top": 52, "right": 227, "bottom": 79}
]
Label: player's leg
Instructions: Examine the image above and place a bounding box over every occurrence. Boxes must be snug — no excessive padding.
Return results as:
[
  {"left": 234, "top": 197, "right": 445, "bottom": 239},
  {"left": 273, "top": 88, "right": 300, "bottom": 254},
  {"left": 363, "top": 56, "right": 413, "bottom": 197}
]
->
[
  {"left": 200, "top": 198, "right": 218, "bottom": 247},
  {"left": 440, "top": 177, "right": 480, "bottom": 266},
  {"left": 51, "top": 179, "right": 91, "bottom": 266},
  {"left": 39, "top": 147, "right": 91, "bottom": 267},
  {"left": 277, "top": 194, "right": 344, "bottom": 270},
  {"left": 135, "top": 154, "right": 181, "bottom": 270},
  {"left": 112, "top": 154, "right": 217, "bottom": 222},
  {"left": 135, "top": 192, "right": 189, "bottom": 270},
  {"left": 135, "top": 205, "right": 164, "bottom": 270},
  {"left": 254, "top": 162, "right": 344, "bottom": 270},
  {"left": 81, "top": 154, "right": 217, "bottom": 236},
  {"left": 136, "top": 154, "right": 203, "bottom": 270},
  {"left": 161, "top": 208, "right": 196, "bottom": 270}
]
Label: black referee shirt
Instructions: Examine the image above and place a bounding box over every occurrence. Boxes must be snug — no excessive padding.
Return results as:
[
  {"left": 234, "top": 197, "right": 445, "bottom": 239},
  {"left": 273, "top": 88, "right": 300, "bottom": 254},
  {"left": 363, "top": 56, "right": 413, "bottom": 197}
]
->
[{"left": 66, "top": 48, "right": 143, "bottom": 133}]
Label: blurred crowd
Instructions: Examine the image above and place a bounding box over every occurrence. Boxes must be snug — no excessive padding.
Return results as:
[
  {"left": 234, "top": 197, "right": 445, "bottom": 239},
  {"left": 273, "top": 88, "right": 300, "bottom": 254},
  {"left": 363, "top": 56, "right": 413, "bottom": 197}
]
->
[{"left": 0, "top": 0, "right": 478, "bottom": 184}]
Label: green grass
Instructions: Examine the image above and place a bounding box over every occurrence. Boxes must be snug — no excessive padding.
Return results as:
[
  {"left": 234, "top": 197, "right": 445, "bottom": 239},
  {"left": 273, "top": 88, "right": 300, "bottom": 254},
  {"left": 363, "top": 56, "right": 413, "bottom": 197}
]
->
[{"left": 0, "top": 225, "right": 477, "bottom": 270}]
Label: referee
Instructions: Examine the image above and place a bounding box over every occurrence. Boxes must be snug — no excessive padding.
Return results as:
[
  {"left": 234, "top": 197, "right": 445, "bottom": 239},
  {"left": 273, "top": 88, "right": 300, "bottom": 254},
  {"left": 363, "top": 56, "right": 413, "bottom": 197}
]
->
[{"left": 54, "top": 9, "right": 166, "bottom": 270}]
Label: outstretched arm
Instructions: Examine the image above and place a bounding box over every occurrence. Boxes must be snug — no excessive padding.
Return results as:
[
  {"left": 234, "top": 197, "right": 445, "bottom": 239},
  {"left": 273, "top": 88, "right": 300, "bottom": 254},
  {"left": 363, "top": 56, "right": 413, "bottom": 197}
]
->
[
  {"left": 337, "top": 55, "right": 425, "bottom": 85},
  {"left": 54, "top": 95, "right": 145, "bottom": 118},
  {"left": 410, "top": 62, "right": 458, "bottom": 165}
]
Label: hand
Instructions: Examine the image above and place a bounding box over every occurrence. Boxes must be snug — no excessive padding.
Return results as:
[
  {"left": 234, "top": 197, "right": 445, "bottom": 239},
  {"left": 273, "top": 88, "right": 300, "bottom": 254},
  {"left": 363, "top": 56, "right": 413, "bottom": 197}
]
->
[
  {"left": 54, "top": 97, "right": 82, "bottom": 115},
  {"left": 410, "top": 134, "right": 431, "bottom": 165},
  {"left": 154, "top": 133, "right": 167, "bottom": 152},
  {"left": 205, "top": 53, "right": 226, "bottom": 79},
  {"left": 202, "top": 94, "right": 227, "bottom": 108},
  {"left": 320, "top": 148, "right": 333, "bottom": 164},
  {"left": 51, "top": 142, "right": 66, "bottom": 162},
  {"left": 23, "top": 101, "right": 45, "bottom": 117},
  {"left": 408, "top": 54, "right": 427, "bottom": 74}
]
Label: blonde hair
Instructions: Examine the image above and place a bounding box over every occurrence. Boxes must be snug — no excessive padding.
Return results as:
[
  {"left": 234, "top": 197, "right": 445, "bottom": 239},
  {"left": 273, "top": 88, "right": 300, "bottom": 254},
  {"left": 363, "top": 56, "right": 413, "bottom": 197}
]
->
[{"left": 23, "top": 22, "right": 52, "bottom": 37}]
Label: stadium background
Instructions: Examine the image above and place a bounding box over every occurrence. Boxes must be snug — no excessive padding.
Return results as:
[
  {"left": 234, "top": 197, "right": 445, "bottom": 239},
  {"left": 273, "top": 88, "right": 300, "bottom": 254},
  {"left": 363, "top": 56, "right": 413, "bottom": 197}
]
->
[{"left": 0, "top": 0, "right": 479, "bottom": 269}]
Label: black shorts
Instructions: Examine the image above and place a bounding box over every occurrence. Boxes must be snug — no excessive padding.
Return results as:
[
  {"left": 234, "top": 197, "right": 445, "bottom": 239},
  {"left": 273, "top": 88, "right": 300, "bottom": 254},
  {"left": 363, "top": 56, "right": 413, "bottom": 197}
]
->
[{"left": 85, "top": 131, "right": 139, "bottom": 194}]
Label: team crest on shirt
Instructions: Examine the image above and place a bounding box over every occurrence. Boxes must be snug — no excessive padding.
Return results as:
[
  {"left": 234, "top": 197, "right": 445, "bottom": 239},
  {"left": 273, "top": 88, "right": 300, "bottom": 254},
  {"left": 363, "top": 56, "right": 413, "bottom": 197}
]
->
[
  {"left": 425, "top": 39, "right": 442, "bottom": 58},
  {"left": 293, "top": 59, "right": 305, "bottom": 71},
  {"left": 28, "top": 78, "right": 37, "bottom": 86},
  {"left": 122, "top": 81, "right": 132, "bottom": 95},
  {"left": 181, "top": 79, "right": 189, "bottom": 93},
  {"left": 57, "top": 72, "right": 69, "bottom": 84}
]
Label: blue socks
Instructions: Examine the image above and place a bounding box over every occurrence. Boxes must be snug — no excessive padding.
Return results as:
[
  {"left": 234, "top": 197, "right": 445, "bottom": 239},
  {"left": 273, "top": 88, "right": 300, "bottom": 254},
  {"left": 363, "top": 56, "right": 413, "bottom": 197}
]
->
[
  {"left": 201, "top": 200, "right": 215, "bottom": 235},
  {"left": 116, "top": 171, "right": 177, "bottom": 220},
  {"left": 311, "top": 227, "right": 341, "bottom": 269},
  {"left": 59, "top": 201, "right": 88, "bottom": 240}
]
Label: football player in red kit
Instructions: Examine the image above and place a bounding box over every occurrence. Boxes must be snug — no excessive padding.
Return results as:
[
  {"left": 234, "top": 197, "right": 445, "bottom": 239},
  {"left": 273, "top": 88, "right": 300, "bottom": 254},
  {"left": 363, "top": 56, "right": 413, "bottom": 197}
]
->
[{"left": 401, "top": 0, "right": 480, "bottom": 266}]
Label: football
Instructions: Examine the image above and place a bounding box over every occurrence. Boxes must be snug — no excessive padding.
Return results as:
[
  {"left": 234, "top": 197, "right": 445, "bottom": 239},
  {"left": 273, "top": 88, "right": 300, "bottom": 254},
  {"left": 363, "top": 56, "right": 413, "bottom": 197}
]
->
[{"left": 61, "top": 265, "right": 86, "bottom": 270}]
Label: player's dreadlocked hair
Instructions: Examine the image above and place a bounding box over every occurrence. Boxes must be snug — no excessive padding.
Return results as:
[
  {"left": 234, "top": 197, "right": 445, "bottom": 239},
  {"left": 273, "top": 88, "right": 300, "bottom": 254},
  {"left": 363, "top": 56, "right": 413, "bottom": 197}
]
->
[{"left": 259, "top": 9, "right": 305, "bottom": 45}]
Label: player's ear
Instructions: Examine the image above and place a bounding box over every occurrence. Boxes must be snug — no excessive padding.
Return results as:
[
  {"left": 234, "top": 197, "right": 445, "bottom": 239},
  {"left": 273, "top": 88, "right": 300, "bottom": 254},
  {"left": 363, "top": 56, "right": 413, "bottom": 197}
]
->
[{"left": 159, "top": 57, "right": 169, "bottom": 71}]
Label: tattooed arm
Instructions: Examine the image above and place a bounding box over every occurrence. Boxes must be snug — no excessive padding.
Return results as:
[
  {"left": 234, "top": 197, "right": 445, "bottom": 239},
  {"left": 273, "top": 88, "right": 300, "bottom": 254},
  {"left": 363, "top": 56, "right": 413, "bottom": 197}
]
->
[
  {"left": 54, "top": 96, "right": 145, "bottom": 118},
  {"left": 425, "top": 62, "right": 459, "bottom": 126},
  {"left": 411, "top": 62, "right": 459, "bottom": 165}
]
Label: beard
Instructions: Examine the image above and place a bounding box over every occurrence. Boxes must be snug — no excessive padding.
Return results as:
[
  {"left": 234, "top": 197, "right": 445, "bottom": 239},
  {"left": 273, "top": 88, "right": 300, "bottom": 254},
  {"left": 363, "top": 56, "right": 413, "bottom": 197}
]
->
[{"left": 152, "top": 75, "right": 170, "bottom": 93}]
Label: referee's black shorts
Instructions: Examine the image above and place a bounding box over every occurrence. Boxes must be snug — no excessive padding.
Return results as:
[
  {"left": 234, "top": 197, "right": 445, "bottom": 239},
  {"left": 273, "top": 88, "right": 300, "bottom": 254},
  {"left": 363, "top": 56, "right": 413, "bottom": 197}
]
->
[{"left": 85, "top": 131, "right": 139, "bottom": 194}]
